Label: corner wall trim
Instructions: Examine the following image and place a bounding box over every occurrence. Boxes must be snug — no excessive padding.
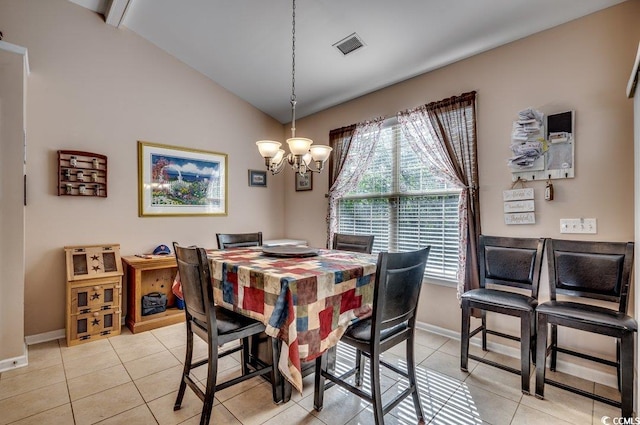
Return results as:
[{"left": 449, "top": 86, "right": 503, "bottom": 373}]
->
[{"left": 0, "top": 342, "right": 28, "bottom": 373}]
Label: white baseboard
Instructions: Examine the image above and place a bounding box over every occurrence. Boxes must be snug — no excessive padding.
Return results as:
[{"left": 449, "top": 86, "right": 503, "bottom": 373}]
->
[
  {"left": 416, "top": 321, "right": 618, "bottom": 388},
  {"left": 24, "top": 329, "right": 64, "bottom": 345},
  {"left": 0, "top": 342, "right": 28, "bottom": 373},
  {"left": 24, "top": 315, "right": 125, "bottom": 346}
]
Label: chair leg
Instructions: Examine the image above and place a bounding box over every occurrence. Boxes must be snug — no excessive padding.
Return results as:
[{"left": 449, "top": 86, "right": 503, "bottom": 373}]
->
[
  {"left": 200, "top": 340, "right": 219, "bottom": 425},
  {"left": 174, "top": 323, "right": 193, "bottom": 411},
  {"left": 550, "top": 324, "right": 558, "bottom": 372},
  {"left": 535, "top": 313, "right": 548, "bottom": 399},
  {"left": 314, "top": 354, "right": 328, "bottom": 411},
  {"left": 531, "top": 313, "right": 537, "bottom": 366},
  {"left": 355, "top": 349, "right": 364, "bottom": 386},
  {"left": 241, "top": 337, "right": 250, "bottom": 375},
  {"left": 407, "top": 331, "right": 424, "bottom": 423},
  {"left": 369, "top": 352, "right": 384, "bottom": 425},
  {"left": 530, "top": 333, "right": 536, "bottom": 366},
  {"left": 460, "top": 302, "right": 471, "bottom": 372},
  {"left": 620, "top": 332, "right": 634, "bottom": 419},
  {"left": 616, "top": 338, "right": 622, "bottom": 391},
  {"left": 520, "top": 312, "right": 531, "bottom": 395},
  {"left": 481, "top": 310, "right": 487, "bottom": 351}
]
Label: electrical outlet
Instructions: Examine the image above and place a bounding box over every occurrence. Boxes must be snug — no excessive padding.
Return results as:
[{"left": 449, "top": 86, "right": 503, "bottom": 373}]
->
[{"left": 560, "top": 218, "right": 597, "bottom": 234}]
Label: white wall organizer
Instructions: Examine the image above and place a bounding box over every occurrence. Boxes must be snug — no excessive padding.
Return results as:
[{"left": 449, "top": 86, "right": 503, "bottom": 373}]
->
[{"left": 509, "top": 109, "right": 575, "bottom": 182}]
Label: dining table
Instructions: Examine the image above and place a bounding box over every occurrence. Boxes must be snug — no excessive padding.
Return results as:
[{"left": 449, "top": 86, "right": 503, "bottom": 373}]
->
[{"left": 206, "top": 246, "right": 378, "bottom": 395}]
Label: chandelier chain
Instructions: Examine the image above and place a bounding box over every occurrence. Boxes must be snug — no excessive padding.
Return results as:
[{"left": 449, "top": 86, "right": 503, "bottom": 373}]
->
[
  {"left": 291, "top": 0, "right": 296, "bottom": 103},
  {"left": 290, "top": 0, "right": 297, "bottom": 137}
]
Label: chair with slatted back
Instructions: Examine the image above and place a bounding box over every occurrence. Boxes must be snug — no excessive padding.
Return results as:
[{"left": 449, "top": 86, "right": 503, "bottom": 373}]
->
[
  {"left": 172, "top": 242, "right": 280, "bottom": 425},
  {"left": 314, "top": 247, "right": 430, "bottom": 425},
  {"left": 216, "top": 232, "right": 263, "bottom": 249},
  {"left": 332, "top": 233, "right": 375, "bottom": 254},
  {"left": 460, "top": 235, "right": 546, "bottom": 394},
  {"left": 535, "top": 238, "right": 635, "bottom": 419}
]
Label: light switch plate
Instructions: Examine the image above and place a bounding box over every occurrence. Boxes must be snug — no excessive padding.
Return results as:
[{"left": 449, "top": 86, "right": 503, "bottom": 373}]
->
[{"left": 560, "top": 218, "right": 597, "bottom": 234}]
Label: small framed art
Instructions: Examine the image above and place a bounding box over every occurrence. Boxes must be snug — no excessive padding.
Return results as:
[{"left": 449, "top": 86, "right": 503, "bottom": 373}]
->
[
  {"left": 295, "top": 171, "right": 313, "bottom": 192},
  {"left": 248, "top": 169, "right": 267, "bottom": 187}
]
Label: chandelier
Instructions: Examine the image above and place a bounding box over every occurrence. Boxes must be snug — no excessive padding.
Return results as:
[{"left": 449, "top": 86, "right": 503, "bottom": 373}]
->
[{"left": 256, "top": 0, "right": 332, "bottom": 176}]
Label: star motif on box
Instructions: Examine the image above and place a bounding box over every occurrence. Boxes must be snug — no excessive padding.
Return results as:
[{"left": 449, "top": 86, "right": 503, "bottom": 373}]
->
[
  {"left": 91, "top": 255, "right": 100, "bottom": 261},
  {"left": 91, "top": 318, "right": 100, "bottom": 326},
  {"left": 91, "top": 293, "right": 100, "bottom": 300},
  {"left": 92, "top": 265, "right": 101, "bottom": 271}
]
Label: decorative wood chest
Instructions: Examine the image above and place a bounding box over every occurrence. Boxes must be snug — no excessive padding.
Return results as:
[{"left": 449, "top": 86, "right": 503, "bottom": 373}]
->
[{"left": 64, "top": 244, "right": 123, "bottom": 346}]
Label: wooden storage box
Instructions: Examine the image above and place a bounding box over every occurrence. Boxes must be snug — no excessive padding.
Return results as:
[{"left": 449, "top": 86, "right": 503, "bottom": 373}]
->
[
  {"left": 64, "top": 244, "right": 123, "bottom": 346},
  {"left": 69, "top": 308, "right": 121, "bottom": 342}
]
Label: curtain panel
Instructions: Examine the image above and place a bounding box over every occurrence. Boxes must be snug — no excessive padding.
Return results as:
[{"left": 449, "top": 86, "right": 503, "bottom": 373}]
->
[
  {"left": 326, "top": 120, "right": 384, "bottom": 248},
  {"left": 328, "top": 124, "right": 357, "bottom": 188},
  {"left": 398, "top": 91, "right": 480, "bottom": 300}
]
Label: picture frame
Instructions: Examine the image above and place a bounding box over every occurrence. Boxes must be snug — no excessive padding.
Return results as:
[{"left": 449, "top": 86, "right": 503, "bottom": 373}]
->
[
  {"left": 138, "top": 141, "right": 227, "bottom": 217},
  {"left": 248, "top": 169, "right": 267, "bottom": 187},
  {"left": 295, "top": 171, "right": 313, "bottom": 192}
]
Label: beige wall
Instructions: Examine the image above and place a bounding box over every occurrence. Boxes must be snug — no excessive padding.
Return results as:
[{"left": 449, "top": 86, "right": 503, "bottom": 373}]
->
[
  {"left": 286, "top": 1, "right": 640, "bottom": 362},
  {"left": 0, "top": 0, "right": 287, "bottom": 336},
  {"left": 0, "top": 45, "right": 27, "bottom": 361}
]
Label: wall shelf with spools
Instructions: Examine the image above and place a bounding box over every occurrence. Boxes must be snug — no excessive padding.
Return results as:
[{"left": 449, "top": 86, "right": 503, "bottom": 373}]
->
[{"left": 57, "top": 150, "right": 108, "bottom": 197}]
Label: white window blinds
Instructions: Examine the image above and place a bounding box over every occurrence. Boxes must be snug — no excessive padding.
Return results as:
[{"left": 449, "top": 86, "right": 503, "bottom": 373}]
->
[{"left": 337, "top": 124, "right": 460, "bottom": 282}]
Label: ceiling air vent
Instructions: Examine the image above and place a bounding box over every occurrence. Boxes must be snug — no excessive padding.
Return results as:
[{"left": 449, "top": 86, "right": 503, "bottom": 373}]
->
[{"left": 333, "top": 33, "right": 365, "bottom": 56}]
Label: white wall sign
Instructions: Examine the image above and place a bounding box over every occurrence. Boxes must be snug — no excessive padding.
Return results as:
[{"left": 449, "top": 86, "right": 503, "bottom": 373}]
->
[
  {"left": 503, "top": 188, "right": 534, "bottom": 201},
  {"left": 503, "top": 200, "right": 535, "bottom": 213},
  {"left": 504, "top": 212, "right": 536, "bottom": 225}
]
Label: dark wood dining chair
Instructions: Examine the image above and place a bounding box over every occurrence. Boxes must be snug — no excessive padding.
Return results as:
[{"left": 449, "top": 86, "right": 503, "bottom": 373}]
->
[
  {"left": 332, "top": 233, "right": 375, "bottom": 254},
  {"left": 314, "top": 247, "right": 430, "bottom": 425},
  {"left": 535, "top": 239, "right": 635, "bottom": 419},
  {"left": 460, "top": 235, "right": 545, "bottom": 394},
  {"left": 172, "top": 242, "right": 280, "bottom": 425},
  {"left": 216, "top": 232, "right": 263, "bottom": 249}
]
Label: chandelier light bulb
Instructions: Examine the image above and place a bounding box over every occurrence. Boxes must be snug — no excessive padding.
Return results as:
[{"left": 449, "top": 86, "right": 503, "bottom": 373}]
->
[
  {"left": 287, "top": 137, "right": 313, "bottom": 156},
  {"left": 256, "top": 140, "right": 281, "bottom": 158},
  {"left": 309, "top": 145, "right": 333, "bottom": 162}
]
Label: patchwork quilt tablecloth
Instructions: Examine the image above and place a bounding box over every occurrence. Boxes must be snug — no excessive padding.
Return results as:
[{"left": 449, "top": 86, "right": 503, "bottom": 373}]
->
[{"left": 207, "top": 247, "right": 377, "bottom": 393}]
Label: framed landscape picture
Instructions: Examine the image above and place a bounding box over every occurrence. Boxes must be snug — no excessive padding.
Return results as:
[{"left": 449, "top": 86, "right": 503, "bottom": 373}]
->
[
  {"left": 295, "top": 171, "right": 313, "bottom": 191},
  {"left": 248, "top": 169, "right": 267, "bottom": 187},
  {"left": 138, "top": 141, "right": 227, "bottom": 216}
]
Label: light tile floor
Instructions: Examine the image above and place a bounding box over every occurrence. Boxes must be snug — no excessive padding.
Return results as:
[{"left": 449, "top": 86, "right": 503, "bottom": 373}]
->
[{"left": 0, "top": 324, "right": 629, "bottom": 425}]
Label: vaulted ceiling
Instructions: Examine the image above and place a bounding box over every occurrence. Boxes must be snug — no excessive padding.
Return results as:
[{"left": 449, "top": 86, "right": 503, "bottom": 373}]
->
[{"left": 71, "top": 0, "right": 626, "bottom": 123}]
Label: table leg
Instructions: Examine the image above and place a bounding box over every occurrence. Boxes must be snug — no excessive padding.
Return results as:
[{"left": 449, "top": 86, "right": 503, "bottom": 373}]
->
[{"left": 248, "top": 332, "right": 292, "bottom": 403}]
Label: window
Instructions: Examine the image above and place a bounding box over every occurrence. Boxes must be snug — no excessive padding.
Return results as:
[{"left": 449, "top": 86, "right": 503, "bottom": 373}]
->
[{"left": 336, "top": 123, "right": 461, "bottom": 283}]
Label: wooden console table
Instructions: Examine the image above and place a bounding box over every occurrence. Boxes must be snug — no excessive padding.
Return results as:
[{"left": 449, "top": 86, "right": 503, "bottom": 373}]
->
[{"left": 122, "top": 255, "right": 184, "bottom": 333}]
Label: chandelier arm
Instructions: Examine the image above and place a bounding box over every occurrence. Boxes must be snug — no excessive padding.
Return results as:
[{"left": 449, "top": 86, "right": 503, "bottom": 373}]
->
[
  {"left": 303, "top": 161, "right": 327, "bottom": 174},
  {"left": 270, "top": 158, "right": 288, "bottom": 175}
]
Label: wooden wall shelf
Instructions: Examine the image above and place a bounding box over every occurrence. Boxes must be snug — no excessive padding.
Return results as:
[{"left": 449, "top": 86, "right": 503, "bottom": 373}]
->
[{"left": 58, "top": 150, "right": 108, "bottom": 197}]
